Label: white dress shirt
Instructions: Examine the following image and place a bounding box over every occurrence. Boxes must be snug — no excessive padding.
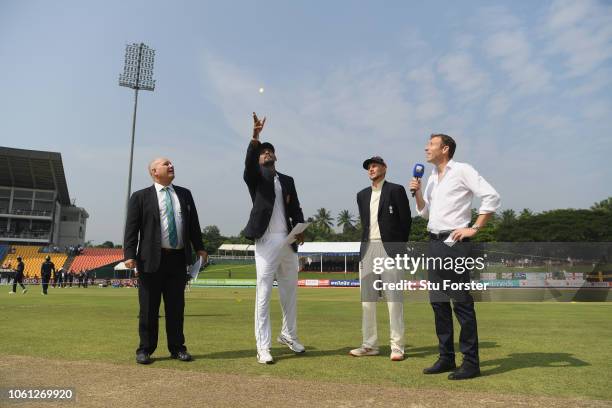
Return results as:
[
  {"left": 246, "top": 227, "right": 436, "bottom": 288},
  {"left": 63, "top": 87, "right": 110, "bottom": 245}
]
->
[
  {"left": 267, "top": 175, "right": 288, "bottom": 234},
  {"left": 154, "top": 183, "right": 184, "bottom": 249},
  {"left": 416, "top": 160, "right": 500, "bottom": 233},
  {"left": 369, "top": 179, "right": 384, "bottom": 241}
]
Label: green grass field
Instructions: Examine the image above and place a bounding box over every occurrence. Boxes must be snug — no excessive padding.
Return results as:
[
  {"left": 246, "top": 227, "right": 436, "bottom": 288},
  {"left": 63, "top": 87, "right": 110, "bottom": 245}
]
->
[
  {"left": 0, "top": 284, "right": 610, "bottom": 402},
  {"left": 202, "top": 263, "right": 359, "bottom": 280}
]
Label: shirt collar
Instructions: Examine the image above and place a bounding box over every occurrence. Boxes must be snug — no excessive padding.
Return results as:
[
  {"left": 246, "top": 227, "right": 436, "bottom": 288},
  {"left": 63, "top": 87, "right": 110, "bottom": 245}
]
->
[
  {"left": 432, "top": 159, "right": 455, "bottom": 175},
  {"left": 154, "top": 182, "right": 174, "bottom": 192},
  {"left": 371, "top": 178, "right": 385, "bottom": 192}
]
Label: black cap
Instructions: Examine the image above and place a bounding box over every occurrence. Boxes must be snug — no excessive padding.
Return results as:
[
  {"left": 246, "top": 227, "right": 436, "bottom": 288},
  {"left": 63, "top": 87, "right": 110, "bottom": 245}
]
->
[
  {"left": 17, "top": 256, "right": 22, "bottom": 261},
  {"left": 259, "top": 142, "right": 275, "bottom": 154},
  {"left": 363, "top": 156, "right": 386, "bottom": 170},
  {"left": 45, "top": 255, "right": 51, "bottom": 261}
]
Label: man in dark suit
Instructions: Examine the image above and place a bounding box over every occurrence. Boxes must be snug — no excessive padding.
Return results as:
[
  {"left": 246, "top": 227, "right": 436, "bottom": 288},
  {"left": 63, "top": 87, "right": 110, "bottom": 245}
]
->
[
  {"left": 124, "top": 157, "right": 208, "bottom": 365},
  {"left": 350, "top": 156, "right": 411, "bottom": 361},
  {"left": 244, "top": 112, "right": 306, "bottom": 364}
]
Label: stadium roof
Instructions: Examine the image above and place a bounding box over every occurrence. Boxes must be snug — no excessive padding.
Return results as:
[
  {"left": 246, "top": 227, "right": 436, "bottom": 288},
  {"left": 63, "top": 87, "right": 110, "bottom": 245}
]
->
[
  {"left": 218, "top": 244, "right": 255, "bottom": 251},
  {"left": 218, "top": 242, "right": 361, "bottom": 256},
  {"left": 299, "top": 242, "right": 360, "bottom": 256},
  {"left": 0, "top": 146, "right": 70, "bottom": 205}
]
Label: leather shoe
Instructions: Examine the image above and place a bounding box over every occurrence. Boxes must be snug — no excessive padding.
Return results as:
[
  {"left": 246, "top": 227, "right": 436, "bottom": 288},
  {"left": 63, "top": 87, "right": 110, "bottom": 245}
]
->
[
  {"left": 171, "top": 350, "right": 193, "bottom": 362},
  {"left": 448, "top": 363, "right": 480, "bottom": 380},
  {"left": 423, "top": 358, "right": 456, "bottom": 374},
  {"left": 136, "top": 352, "right": 152, "bottom": 365}
]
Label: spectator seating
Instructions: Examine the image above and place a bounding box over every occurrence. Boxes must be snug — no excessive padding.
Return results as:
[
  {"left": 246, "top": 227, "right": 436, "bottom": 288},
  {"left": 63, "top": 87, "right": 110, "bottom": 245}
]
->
[
  {"left": 1, "top": 245, "right": 68, "bottom": 277},
  {"left": 69, "top": 248, "right": 124, "bottom": 272},
  {"left": 0, "top": 244, "right": 8, "bottom": 267}
]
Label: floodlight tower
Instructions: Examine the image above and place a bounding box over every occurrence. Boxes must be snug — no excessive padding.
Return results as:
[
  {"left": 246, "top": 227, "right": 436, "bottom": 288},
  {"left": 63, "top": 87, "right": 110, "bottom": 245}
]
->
[{"left": 119, "top": 43, "right": 156, "bottom": 224}]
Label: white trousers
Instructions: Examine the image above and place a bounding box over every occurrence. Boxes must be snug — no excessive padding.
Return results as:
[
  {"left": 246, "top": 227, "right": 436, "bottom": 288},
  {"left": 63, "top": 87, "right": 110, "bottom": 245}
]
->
[
  {"left": 254, "top": 232, "right": 299, "bottom": 350},
  {"left": 362, "top": 301, "right": 404, "bottom": 353},
  {"left": 360, "top": 242, "right": 405, "bottom": 352}
]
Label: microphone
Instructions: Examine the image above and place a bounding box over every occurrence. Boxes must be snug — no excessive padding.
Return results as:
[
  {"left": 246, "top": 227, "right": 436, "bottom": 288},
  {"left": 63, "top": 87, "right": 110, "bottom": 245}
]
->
[{"left": 411, "top": 163, "right": 425, "bottom": 197}]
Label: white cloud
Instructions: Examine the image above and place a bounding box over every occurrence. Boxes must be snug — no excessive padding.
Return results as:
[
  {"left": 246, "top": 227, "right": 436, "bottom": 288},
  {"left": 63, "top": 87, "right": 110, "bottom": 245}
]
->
[
  {"left": 564, "top": 68, "right": 612, "bottom": 97},
  {"left": 406, "top": 66, "right": 447, "bottom": 122},
  {"left": 437, "top": 52, "right": 490, "bottom": 100},
  {"left": 484, "top": 29, "right": 551, "bottom": 94},
  {"left": 487, "top": 93, "right": 511, "bottom": 117},
  {"left": 581, "top": 100, "right": 611, "bottom": 120},
  {"left": 544, "top": 0, "right": 612, "bottom": 78}
]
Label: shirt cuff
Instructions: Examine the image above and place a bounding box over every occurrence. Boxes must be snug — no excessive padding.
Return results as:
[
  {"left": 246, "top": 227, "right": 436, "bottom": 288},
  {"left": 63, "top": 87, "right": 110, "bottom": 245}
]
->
[{"left": 416, "top": 204, "right": 429, "bottom": 218}]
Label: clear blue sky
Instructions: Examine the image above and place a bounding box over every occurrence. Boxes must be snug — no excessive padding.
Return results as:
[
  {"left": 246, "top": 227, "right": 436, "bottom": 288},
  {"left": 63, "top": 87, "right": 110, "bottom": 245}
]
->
[{"left": 1, "top": 0, "right": 611, "bottom": 244}]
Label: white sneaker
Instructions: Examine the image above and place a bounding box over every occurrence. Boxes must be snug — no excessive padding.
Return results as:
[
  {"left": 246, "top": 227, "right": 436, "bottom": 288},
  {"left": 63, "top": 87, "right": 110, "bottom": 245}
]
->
[
  {"left": 349, "top": 346, "right": 380, "bottom": 357},
  {"left": 390, "top": 348, "right": 405, "bottom": 361},
  {"left": 9, "top": 291, "right": 15, "bottom": 295},
  {"left": 257, "top": 349, "right": 274, "bottom": 364},
  {"left": 277, "top": 335, "right": 305, "bottom": 354},
  {"left": 22, "top": 288, "right": 28, "bottom": 294}
]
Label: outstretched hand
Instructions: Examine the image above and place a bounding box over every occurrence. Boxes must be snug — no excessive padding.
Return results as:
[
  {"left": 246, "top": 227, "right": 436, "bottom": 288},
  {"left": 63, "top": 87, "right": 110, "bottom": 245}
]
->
[{"left": 252, "top": 112, "right": 266, "bottom": 140}]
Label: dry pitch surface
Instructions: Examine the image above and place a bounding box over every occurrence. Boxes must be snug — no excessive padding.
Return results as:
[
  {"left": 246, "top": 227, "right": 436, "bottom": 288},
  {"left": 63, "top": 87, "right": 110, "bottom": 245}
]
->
[{"left": 2, "top": 355, "right": 610, "bottom": 408}]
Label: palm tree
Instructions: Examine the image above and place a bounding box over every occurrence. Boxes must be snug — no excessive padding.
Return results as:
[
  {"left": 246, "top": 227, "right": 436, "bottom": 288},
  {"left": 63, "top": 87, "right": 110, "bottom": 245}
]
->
[
  {"left": 501, "top": 209, "right": 516, "bottom": 224},
  {"left": 591, "top": 198, "right": 612, "bottom": 212},
  {"left": 336, "top": 210, "right": 355, "bottom": 233},
  {"left": 313, "top": 208, "right": 334, "bottom": 233}
]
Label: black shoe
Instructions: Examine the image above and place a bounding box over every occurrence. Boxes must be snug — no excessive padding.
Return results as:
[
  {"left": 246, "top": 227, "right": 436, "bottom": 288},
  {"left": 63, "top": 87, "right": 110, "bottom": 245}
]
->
[
  {"left": 170, "top": 350, "right": 193, "bottom": 362},
  {"left": 136, "top": 352, "right": 152, "bottom": 365},
  {"left": 423, "top": 358, "right": 456, "bottom": 374},
  {"left": 448, "top": 363, "right": 480, "bottom": 380}
]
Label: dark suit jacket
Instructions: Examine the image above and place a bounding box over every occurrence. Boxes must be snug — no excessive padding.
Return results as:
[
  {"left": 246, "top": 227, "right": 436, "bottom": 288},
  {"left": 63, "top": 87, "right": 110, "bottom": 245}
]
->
[
  {"left": 15, "top": 261, "right": 24, "bottom": 277},
  {"left": 357, "top": 181, "right": 412, "bottom": 259},
  {"left": 243, "top": 140, "right": 304, "bottom": 251},
  {"left": 123, "top": 184, "right": 205, "bottom": 274}
]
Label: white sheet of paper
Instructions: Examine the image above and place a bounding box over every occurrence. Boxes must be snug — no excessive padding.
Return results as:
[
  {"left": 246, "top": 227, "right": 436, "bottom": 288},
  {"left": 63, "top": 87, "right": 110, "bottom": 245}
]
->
[
  {"left": 188, "top": 256, "right": 203, "bottom": 279},
  {"left": 284, "top": 222, "right": 310, "bottom": 245},
  {"left": 444, "top": 234, "right": 456, "bottom": 247}
]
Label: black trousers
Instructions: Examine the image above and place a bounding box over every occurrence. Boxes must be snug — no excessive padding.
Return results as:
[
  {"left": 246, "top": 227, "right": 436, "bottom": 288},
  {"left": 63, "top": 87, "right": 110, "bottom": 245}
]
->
[
  {"left": 137, "top": 250, "right": 188, "bottom": 355},
  {"left": 12, "top": 275, "right": 25, "bottom": 292},
  {"left": 428, "top": 238, "right": 479, "bottom": 367},
  {"left": 41, "top": 274, "right": 50, "bottom": 294}
]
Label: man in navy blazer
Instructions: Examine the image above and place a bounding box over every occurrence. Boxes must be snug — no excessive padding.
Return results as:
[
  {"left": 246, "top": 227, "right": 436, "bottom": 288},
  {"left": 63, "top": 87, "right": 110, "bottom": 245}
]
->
[
  {"left": 124, "top": 157, "right": 207, "bottom": 365},
  {"left": 350, "top": 156, "right": 411, "bottom": 361},
  {"left": 243, "top": 112, "right": 306, "bottom": 364}
]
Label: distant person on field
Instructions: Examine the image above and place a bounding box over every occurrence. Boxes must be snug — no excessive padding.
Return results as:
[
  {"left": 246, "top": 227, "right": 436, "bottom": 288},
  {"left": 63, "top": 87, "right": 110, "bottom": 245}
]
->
[
  {"left": 40, "top": 256, "right": 55, "bottom": 295},
  {"left": 9, "top": 256, "right": 27, "bottom": 295}
]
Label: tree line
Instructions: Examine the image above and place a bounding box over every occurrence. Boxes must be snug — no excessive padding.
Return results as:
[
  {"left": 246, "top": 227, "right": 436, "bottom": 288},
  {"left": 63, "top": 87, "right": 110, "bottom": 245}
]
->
[
  {"left": 88, "top": 198, "right": 612, "bottom": 251},
  {"left": 199, "top": 197, "right": 612, "bottom": 253}
]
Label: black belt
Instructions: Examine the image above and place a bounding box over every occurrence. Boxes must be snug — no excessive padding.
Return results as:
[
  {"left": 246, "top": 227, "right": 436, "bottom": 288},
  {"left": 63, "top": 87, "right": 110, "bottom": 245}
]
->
[
  {"left": 429, "top": 231, "right": 452, "bottom": 241},
  {"left": 161, "top": 248, "right": 183, "bottom": 254}
]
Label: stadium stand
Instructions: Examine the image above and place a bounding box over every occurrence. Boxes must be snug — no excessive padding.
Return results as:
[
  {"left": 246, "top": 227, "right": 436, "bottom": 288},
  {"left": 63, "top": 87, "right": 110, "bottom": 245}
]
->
[
  {"left": 1, "top": 245, "right": 67, "bottom": 277},
  {"left": 0, "top": 244, "right": 8, "bottom": 266},
  {"left": 1, "top": 146, "right": 88, "bottom": 248},
  {"left": 69, "top": 248, "right": 123, "bottom": 272}
]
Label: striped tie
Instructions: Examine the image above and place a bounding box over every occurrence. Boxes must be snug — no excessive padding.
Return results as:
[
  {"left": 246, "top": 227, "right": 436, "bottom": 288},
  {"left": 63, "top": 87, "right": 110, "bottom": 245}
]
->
[{"left": 163, "top": 187, "right": 178, "bottom": 248}]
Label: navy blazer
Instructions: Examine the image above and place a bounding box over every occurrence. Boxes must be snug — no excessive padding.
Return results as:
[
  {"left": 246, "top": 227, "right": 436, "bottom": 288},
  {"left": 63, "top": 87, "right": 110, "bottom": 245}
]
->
[
  {"left": 357, "top": 181, "right": 412, "bottom": 259},
  {"left": 243, "top": 140, "right": 304, "bottom": 251},
  {"left": 123, "top": 184, "right": 205, "bottom": 274}
]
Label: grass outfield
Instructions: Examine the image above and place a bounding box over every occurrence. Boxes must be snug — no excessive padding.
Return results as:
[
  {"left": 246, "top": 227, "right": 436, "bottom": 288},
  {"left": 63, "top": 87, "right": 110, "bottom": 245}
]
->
[
  {"left": 202, "top": 263, "right": 359, "bottom": 280},
  {"left": 0, "top": 286, "right": 610, "bottom": 402}
]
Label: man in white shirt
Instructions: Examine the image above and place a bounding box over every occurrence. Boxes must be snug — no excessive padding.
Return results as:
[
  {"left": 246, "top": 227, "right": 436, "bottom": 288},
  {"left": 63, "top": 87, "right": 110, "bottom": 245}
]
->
[{"left": 410, "top": 134, "right": 500, "bottom": 380}]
